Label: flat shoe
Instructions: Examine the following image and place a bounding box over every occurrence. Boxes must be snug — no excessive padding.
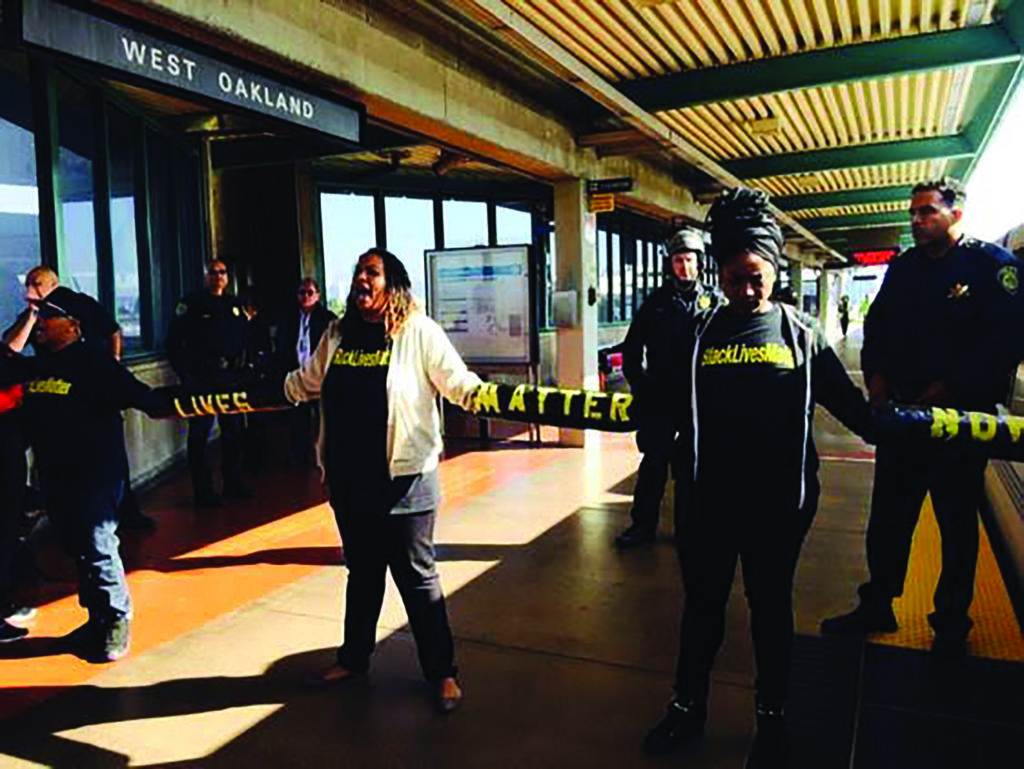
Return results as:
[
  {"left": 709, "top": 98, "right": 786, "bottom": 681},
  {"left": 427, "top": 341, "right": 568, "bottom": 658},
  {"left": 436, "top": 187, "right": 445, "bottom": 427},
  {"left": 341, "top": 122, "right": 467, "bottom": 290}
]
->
[{"left": 435, "top": 676, "right": 463, "bottom": 714}]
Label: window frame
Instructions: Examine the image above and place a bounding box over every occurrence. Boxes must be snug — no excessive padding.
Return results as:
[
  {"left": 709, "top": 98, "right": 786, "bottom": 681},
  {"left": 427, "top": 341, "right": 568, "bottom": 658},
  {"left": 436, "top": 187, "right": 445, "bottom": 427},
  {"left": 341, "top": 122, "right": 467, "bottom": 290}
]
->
[{"left": 28, "top": 60, "right": 205, "bottom": 359}]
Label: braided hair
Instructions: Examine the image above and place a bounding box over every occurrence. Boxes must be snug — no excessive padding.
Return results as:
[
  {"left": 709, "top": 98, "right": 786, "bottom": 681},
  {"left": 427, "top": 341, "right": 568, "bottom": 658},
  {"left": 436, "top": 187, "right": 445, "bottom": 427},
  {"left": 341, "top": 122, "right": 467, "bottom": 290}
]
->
[{"left": 706, "top": 187, "right": 784, "bottom": 267}]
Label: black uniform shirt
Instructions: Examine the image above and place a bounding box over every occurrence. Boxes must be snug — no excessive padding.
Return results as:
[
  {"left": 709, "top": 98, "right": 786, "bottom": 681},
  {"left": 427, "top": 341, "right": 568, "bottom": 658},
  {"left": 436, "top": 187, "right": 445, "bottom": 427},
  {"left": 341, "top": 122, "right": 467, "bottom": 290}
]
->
[
  {"left": 862, "top": 238, "right": 1023, "bottom": 410},
  {"left": 322, "top": 316, "right": 439, "bottom": 514},
  {"left": 166, "top": 291, "right": 249, "bottom": 382},
  {"left": 695, "top": 305, "right": 804, "bottom": 485},
  {"left": 21, "top": 341, "right": 166, "bottom": 485}
]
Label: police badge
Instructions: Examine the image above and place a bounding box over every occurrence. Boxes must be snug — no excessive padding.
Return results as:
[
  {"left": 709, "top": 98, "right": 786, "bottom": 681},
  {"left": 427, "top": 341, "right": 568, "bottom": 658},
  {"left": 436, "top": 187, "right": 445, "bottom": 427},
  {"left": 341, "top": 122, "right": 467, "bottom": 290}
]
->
[{"left": 997, "top": 265, "right": 1019, "bottom": 295}]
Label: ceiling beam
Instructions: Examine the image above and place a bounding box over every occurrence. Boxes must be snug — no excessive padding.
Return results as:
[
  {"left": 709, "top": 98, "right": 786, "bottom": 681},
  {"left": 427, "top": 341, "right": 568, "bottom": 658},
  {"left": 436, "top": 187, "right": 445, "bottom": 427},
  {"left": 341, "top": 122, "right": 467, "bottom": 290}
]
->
[
  {"left": 803, "top": 211, "right": 910, "bottom": 230},
  {"left": 773, "top": 185, "right": 915, "bottom": 211},
  {"left": 618, "top": 24, "right": 1021, "bottom": 113},
  {"left": 724, "top": 135, "right": 975, "bottom": 179},
  {"left": 450, "top": 0, "right": 844, "bottom": 260}
]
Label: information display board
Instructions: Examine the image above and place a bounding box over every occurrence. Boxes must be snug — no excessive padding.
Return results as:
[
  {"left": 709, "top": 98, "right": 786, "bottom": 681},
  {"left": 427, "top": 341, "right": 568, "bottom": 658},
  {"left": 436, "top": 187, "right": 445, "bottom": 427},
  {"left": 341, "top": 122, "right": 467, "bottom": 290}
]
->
[{"left": 426, "top": 245, "right": 535, "bottom": 365}]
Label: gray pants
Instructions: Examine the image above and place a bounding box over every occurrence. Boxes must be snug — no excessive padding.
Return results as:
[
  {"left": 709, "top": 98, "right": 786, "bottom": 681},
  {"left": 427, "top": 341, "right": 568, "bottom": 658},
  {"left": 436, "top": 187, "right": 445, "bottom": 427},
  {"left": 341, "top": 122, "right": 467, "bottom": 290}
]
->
[{"left": 330, "top": 499, "right": 455, "bottom": 682}]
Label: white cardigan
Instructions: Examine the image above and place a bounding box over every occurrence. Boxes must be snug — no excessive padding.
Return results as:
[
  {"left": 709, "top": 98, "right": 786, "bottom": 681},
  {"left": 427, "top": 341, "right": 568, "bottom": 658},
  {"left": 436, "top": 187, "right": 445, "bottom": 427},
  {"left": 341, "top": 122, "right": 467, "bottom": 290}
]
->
[{"left": 283, "top": 311, "right": 482, "bottom": 478}]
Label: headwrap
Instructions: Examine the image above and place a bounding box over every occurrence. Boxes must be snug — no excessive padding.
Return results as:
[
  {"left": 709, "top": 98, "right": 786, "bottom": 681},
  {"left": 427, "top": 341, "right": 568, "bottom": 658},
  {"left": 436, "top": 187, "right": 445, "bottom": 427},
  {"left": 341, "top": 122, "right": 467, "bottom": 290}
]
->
[{"left": 707, "top": 187, "right": 784, "bottom": 266}]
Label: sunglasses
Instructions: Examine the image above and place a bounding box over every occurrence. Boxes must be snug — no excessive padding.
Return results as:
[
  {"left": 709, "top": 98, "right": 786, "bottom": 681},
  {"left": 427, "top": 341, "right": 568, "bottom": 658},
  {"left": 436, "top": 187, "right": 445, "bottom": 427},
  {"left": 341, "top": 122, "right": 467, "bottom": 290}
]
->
[
  {"left": 208, "top": 268, "right": 228, "bottom": 276},
  {"left": 297, "top": 289, "right": 317, "bottom": 296}
]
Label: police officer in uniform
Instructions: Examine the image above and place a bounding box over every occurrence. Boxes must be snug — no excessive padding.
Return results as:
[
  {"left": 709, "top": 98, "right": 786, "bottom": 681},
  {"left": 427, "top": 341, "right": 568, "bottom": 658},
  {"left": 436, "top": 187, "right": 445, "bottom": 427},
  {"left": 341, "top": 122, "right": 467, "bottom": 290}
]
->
[
  {"left": 4, "top": 300, "right": 168, "bottom": 661},
  {"left": 167, "top": 260, "right": 251, "bottom": 507},
  {"left": 821, "top": 179, "right": 1024, "bottom": 655},
  {"left": 615, "top": 227, "right": 719, "bottom": 548}
]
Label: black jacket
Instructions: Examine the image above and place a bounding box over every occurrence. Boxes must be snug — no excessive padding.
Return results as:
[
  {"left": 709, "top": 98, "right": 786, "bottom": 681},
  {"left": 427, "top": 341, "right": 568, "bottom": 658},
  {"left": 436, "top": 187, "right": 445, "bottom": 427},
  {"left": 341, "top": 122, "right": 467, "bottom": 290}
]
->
[
  {"left": 273, "top": 303, "right": 336, "bottom": 373},
  {"left": 690, "top": 303, "right": 871, "bottom": 509},
  {"left": 862, "top": 238, "right": 1023, "bottom": 410},
  {"left": 621, "top": 281, "right": 720, "bottom": 401}
]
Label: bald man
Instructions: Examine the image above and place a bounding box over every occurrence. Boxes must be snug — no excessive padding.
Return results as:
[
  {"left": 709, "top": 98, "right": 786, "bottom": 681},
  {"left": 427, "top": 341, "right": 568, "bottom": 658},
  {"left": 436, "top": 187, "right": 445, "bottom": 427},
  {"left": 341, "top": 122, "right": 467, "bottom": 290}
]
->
[
  {"left": 2, "top": 268, "right": 154, "bottom": 531},
  {"left": 4, "top": 267, "right": 122, "bottom": 359}
]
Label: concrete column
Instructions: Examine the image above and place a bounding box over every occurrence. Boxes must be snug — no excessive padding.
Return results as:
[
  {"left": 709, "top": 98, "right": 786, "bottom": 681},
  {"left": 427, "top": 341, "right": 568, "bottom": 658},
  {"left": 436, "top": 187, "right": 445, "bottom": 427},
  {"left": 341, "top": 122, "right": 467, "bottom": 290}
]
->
[
  {"left": 554, "top": 179, "right": 599, "bottom": 447},
  {"left": 818, "top": 269, "right": 837, "bottom": 339},
  {"left": 788, "top": 262, "right": 803, "bottom": 300}
]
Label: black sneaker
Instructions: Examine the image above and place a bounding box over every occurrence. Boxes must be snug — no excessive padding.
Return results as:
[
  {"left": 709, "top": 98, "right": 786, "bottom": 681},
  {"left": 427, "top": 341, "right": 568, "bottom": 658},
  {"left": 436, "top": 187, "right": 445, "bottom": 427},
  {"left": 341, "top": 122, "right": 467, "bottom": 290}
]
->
[
  {"left": 642, "top": 699, "right": 706, "bottom": 755},
  {"left": 615, "top": 525, "right": 656, "bottom": 549},
  {"left": 2, "top": 604, "right": 37, "bottom": 626},
  {"left": 100, "top": 617, "right": 131, "bottom": 662},
  {"left": 746, "top": 705, "right": 790, "bottom": 769},
  {"left": 820, "top": 603, "right": 897, "bottom": 635},
  {"left": 931, "top": 631, "right": 969, "bottom": 659},
  {"left": 0, "top": 620, "right": 28, "bottom": 643}
]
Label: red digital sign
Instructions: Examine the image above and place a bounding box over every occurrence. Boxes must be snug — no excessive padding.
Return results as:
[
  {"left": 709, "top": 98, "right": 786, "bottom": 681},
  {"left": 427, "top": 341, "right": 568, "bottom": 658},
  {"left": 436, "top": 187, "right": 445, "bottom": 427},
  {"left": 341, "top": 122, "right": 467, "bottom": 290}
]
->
[{"left": 851, "top": 248, "right": 899, "bottom": 266}]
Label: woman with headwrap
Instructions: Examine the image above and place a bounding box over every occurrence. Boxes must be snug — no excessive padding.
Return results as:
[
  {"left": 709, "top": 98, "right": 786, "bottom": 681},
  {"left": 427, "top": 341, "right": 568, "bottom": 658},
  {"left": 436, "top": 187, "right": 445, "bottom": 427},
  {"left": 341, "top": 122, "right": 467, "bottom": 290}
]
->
[
  {"left": 642, "top": 189, "right": 872, "bottom": 768},
  {"left": 284, "top": 248, "right": 481, "bottom": 713}
]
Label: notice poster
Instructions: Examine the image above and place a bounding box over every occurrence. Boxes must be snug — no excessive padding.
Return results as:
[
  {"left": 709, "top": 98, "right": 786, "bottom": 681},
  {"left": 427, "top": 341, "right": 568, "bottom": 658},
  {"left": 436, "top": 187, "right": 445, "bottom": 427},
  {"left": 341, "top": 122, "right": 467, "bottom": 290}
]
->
[{"left": 426, "top": 245, "right": 534, "bottom": 364}]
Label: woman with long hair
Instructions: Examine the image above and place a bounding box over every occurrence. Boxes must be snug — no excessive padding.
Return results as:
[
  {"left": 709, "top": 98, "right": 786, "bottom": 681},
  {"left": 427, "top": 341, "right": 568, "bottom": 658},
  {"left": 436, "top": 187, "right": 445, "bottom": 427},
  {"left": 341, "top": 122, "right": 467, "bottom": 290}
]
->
[{"left": 284, "top": 247, "right": 481, "bottom": 713}]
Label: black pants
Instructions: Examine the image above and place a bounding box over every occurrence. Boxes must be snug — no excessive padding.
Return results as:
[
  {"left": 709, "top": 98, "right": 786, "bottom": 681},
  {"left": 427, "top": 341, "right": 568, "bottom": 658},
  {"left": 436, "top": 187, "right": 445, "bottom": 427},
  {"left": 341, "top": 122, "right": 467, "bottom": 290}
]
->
[
  {"left": 330, "top": 495, "right": 455, "bottom": 682},
  {"left": 859, "top": 443, "right": 986, "bottom": 636},
  {"left": 630, "top": 421, "right": 677, "bottom": 532},
  {"left": 0, "top": 418, "right": 26, "bottom": 606},
  {"left": 187, "top": 413, "right": 245, "bottom": 495},
  {"left": 674, "top": 478, "right": 818, "bottom": 707},
  {"left": 288, "top": 403, "right": 319, "bottom": 466}
]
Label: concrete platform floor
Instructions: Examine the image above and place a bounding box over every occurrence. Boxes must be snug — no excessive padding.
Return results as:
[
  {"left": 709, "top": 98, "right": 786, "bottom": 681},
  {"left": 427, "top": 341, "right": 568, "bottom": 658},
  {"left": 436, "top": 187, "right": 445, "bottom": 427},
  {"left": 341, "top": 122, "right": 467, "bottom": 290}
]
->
[{"left": 1, "top": 328, "right": 1021, "bottom": 767}]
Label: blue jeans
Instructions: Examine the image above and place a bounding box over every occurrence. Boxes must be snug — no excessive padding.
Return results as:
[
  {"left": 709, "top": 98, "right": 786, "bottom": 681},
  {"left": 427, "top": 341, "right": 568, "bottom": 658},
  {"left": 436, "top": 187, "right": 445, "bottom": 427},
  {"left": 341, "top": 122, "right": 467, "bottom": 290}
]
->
[{"left": 45, "top": 475, "right": 132, "bottom": 623}]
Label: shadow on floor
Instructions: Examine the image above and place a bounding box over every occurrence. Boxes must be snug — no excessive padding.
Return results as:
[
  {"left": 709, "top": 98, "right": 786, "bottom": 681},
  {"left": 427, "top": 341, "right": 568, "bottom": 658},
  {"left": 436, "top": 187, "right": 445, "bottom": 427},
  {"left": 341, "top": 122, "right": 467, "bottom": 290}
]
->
[{"left": 0, "top": 502, "right": 870, "bottom": 769}]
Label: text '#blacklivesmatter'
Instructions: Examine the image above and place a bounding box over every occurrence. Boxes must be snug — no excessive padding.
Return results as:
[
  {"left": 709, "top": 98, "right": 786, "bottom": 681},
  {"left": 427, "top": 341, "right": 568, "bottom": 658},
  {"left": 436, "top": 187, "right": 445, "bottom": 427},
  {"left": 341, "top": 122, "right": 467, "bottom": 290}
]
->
[{"left": 700, "top": 343, "right": 795, "bottom": 368}]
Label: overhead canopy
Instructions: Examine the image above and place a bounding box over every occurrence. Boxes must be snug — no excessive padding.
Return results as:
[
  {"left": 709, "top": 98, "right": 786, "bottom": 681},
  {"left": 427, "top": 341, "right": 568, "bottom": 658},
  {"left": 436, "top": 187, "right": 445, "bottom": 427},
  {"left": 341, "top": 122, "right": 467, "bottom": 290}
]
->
[{"left": 443, "top": 0, "right": 1024, "bottom": 263}]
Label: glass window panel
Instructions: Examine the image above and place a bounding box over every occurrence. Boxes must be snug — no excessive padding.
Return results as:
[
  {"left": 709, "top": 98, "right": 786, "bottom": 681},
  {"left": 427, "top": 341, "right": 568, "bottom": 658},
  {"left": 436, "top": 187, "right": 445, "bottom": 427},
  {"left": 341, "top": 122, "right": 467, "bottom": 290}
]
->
[
  {"left": 651, "top": 241, "right": 661, "bottom": 290},
  {"left": 0, "top": 56, "right": 41, "bottom": 330},
  {"left": 624, "top": 241, "right": 634, "bottom": 320},
  {"left": 321, "top": 192, "right": 376, "bottom": 315},
  {"left": 496, "top": 205, "right": 531, "bottom": 245},
  {"left": 630, "top": 240, "right": 638, "bottom": 301},
  {"left": 107, "top": 108, "right": 142, "bottom": 345},
  {"left": 611, "top": 233, "right": 621, "bottom": 322},
  {"left": 56, "top": 75, "right": 99, "bottom": 298},
  {"left": 546, "top": 228, "right": 556, "bottom": 328},
  {"left": 442, "top": 199, "right": 487, "bottom": 248},
  {"left": 597, "top": 228, "right": 609, "bottom": 322},
  {"left": 384, "top": 195, "right": 433, "bottom": 300}
]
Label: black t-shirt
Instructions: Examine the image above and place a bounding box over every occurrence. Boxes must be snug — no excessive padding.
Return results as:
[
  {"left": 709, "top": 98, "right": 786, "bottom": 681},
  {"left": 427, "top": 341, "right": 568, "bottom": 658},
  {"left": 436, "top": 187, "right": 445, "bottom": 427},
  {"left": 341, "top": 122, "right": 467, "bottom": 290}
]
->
[
  {"left": 322, "top": 317, "right": 392, "bottom": 489},
  {"left": 695, "top": 305, "right": 805, "bottom": 485},
  {"left": 21, "top": 341, "right": 165, "bottom": 486}
]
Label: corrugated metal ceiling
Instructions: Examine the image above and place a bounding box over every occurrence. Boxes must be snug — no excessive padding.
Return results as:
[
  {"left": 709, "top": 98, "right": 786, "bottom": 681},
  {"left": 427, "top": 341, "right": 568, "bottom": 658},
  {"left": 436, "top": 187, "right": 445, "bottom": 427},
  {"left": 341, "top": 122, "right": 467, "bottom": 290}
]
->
[{"left": 492, "top": 0, "right": 1012, "bottom": 254}]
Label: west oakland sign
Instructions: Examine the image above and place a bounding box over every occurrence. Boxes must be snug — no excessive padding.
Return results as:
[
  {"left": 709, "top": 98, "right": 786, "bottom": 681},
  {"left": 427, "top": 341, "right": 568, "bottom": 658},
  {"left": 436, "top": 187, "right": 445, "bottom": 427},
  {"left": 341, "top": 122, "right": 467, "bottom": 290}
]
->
[{"left": 21, "top": 0, "right": 361, "bottom": 143}]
